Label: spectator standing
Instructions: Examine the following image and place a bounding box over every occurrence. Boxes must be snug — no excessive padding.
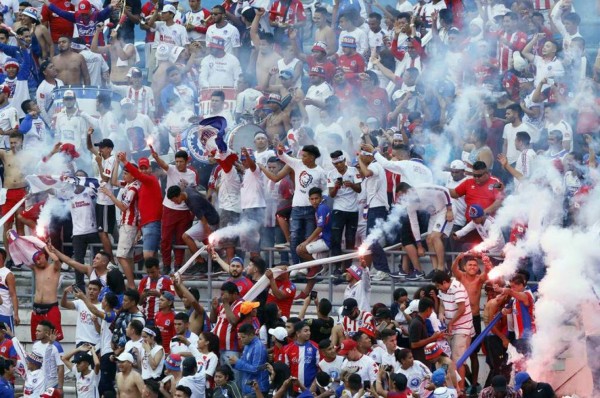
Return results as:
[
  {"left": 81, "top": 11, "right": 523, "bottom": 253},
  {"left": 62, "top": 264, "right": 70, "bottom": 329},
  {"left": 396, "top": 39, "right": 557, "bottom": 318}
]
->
[
  {"left": 169, "top": 312, "right": 199, "bottom": 356},
  {"left": 61, "top": 346, "right": 101, "bottom": 398},
  {"left": 231, "top": 324, "right": 269, "bottom": 396},
  {"left": 112, "top": 290, "right": 145, "bottom": 345},
  {"left": 60, "top": 281, "right": 102, "bottom": 347},
  {"left": 0, "top": 248, "right": 18, "bottom": 330},
  {"left": 496, "top": 274, "right": 536, "bottom": 355},
  {"left": 138, "top": 258, "right": 175, "bottom": 327},
  {"left": 284, "top": 321, "right": 320, "bottom": 390},
  {"left": 32, "top": 320, "right": 65, "bottom": 393},
  {"left": 155, "top": 292, "right": 176, "bottom": 354},
  {"left": 141, "top": 326, "right": 165, "bottom": 380},
  {"left": 199, "top": 36, "right": 241, "bottom": 89},
  {"left": 338, "top": 338, "right": 379, "bottom": 384},
  {"left": 36, "top": 61, "right": 64, "bottom": 126},
  {"left": 41, "top": 0, "right": 75, "bottom": 45},
  {"left": 408, "top": 297, "right": 442, "bottom": 366},
  {"left": 205, "top": 5, "right": 240, "bottom": 54},
  {"left": 265, "top": 266, "right": 296, "bottom": 318},
  {"left": 212, "top": 254, "right": 254, "bottom": 297},
  {"left": 210, "top": 282, "right": 243, "bottom": 367},
  {"left": 239, "top": 147, "right": 266, "bottom": 258}
]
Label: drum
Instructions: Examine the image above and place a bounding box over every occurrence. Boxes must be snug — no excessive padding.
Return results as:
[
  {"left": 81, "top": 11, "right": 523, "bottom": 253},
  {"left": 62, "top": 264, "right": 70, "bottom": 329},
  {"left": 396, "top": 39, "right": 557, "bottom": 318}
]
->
[
  {"left": 162, "top": 108, "right": 196, "bottom": 155},
  {"left": 225, "top": 123, "right": 265, "bottom": 154},
  {"left": 50, "top": 86, "right": 123, "bottom": 119},
  {"left": 175, "top": 125, "right": 211, "bottom": 165}
]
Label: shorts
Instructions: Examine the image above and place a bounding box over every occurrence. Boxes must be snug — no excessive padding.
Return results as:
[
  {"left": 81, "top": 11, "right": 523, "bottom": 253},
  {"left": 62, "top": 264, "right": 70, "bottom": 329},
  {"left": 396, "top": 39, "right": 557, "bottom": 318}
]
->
[
  {"left": 400, "top": 212, "right": 429, "bottom": 246},
  {"left": 96, "top": 204, "right": 116, "bottom": 234},
  {"left": 141, "top": 221, "right": 161, "bottom": 253},
  {"left": 276, "top": 206, "right": 292, "bottom": 220},
  {"left": 306, "top": 239, "right": 329, "bottom": 255},
  {"left": 20, "top": 201, "right": 44, "bottom": 222},
  {"left": 31, "top": 302, "right": 63, "bottom": 341},
  {"left": 427, "top": 210, "right": 453, "bottom": 237},
  {"left": 0, "top": 315, "right": 14, "bottom": 332},
  {"left": 472, "top": 315, "right": 482, "bottom": 353},
  {"left": 449, "top": 333, "right": 471, "bottom": 363},
  {"left": 2, "top": 188, "right": 26, "bottom": 223},
  {"left": 116, "top": 224, "right": 138, "bottom": 258},
  {"left": 185, "top": 221, "right": 219, "bottom": 242}
]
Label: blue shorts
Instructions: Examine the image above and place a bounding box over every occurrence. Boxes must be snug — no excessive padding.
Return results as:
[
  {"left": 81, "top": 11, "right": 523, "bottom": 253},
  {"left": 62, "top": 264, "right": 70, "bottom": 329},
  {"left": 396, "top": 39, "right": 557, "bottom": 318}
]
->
[
  {"left": 141, "top": 221, "right": 161, "bottom": 253},
  {"left": 0, "top": 315, "right": 14, "bottom": 332}
]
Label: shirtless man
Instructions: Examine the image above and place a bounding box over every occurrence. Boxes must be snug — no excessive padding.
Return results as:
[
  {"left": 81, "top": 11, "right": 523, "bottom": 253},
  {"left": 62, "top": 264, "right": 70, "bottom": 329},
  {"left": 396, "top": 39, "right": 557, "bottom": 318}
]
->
[
  {"left": 482, "top": 289, "right": 510, "bottom": 384},
  {"left": 172, "top": 274, "right": 207, "bottom": 336},
  {"left": 29, "top": 245, "right": 63, "bottom": 341},
  {"left": 251, "top": 9, "right": 281, "bottom": 91},
  {"left": 116, "top": 352, "right": 145, "bottom": 398},
  {"left": 51, "top": 36, "right": 91, "bottom": 85},
  {"left": 0, "top": 133, "right": 27, "bottom": 238},
  {"left": 313, "top": 7, "right": 337, "bottom": 55},
  {"left": 451, "top": 251, "right": 491, "bottom": 393},
  {"left": 262, "top": 94, "right": 293, "bottom": 141}
]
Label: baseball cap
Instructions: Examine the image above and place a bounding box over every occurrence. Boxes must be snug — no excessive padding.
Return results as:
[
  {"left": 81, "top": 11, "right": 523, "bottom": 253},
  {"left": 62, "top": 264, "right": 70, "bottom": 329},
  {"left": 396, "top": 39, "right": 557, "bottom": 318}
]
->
[
  {"left": 60, "top": 143, "right": 80, "bottom": 159},
  {"left": 165, "top": 353, "right": 182, "bottom": 371},
  {"left": 468, "top": 204, "right": 485, "bottom": 219},
  {"left": 392, "top": 89, "right": 409, "bottom": 102},
  {"left": 279, "top": 70, "right": 293, "bottom": 80},
  {"left": 162, "top": 4, "right": 177, "bottom": 13},
  {"left": 240, "top": 301, "right": 260, "bottom": 315},
  {"left": 311, "top": 41, "right": 327, "bottom": 53},
  {"left": 4, "top": 58, "right": 19, "bottom": 70},
  {"left": 449, "top": 160, "right": 466, "bottom": 170},
  {"left": 404, "top": 299, "right": 419, "bottom": 315},
  {"left": 63, "top": 90, "right": 76, "bottom": 99},
  {"left": 162, "top": 291, "right": 175, "bottom": 302},
  {"left": 432, "top": 387, "right": 454, "bottom": 398},
  {"left": 341, "top": 298, "right": 358, "bottom": 316},
  {"left": 156, "top": 43, "right": 171, "bottom": 61},
  {"left": 94, "top": 138, "right": 115, "bottom": 149},
  {"left": 341, "top": 36, "right": 357, "bottom": 48},
  {"left": 40, "top": 388, "right": 62, "bottom": 398},
  {"left": 73, "top": 352, "right": 94, "bottom": 364},
  {"left": 337, "top": 339, "right": 358, "bottom": 355},
  {"left": 126, "top": 67, "right": 142, "bottom": 78},
  {"left": 78, "top": 0, "right": 92, "bottom": 14},
  {"left": 346, "top": 264, "right": 363, "bottom": 281},
  {"left": 116, "top": 352, "right": 135, "bottom": 363},
  {"left": 22, "top": 6, "right": 39, "bottom": 21},
  {"left": 431, "top": 368, "right": 446, "bottom": 387},
  {"left": 514, "top": 372, "right": 530, "bottom": 391},
  {"left": 268, "top": 327, "right": 287, "bottom": 342},
  {"left": 425, "top": 342, "right": 444, "bottom": 361},
  {"left": 358, "top": 326, "right": 376, "bottom": 339},
  {"left": 266, "top": 93, "right": 282, "bottom": 105},
  {"left": 26, "top": 352, "right": 43, "bottom": 367},
  {"left": 120, "top": 97, "right": 135, "bottom": 107},
  {"left": 491, "top": 375, "right": 508, "bottom": 392},
  {"left": 309, "top": 66, "right": 326, "bottom": 77},
  {"left": 374, "top": 307, "right": 392, "bottom": 319},
  {"left": 138, "top": 157, "right": 150, "bottom": 168},
  {"left": 208, "top": 36, "right": 225, "bottom": 49},
  {"left": 182, "top": 356, "right": 196, "bottom": 372}
]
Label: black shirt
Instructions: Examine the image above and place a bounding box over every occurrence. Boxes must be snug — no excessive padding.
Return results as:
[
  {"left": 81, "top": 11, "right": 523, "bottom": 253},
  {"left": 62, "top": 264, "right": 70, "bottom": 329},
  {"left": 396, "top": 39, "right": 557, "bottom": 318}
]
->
[
  {"left": 103, "top": 0, "right": 142, "bottom": 42},
  {"left": 523, "top": 382, "right": 556, "bottom": 398},
  {"left": 184, "top": 187, "right": 220, "bottom": 225},
  {"left": 408, "top": 314, "right": 429, "bottom": 365},
  {"left": 306, "top": 317, "right": 335, "bottom": 345}
]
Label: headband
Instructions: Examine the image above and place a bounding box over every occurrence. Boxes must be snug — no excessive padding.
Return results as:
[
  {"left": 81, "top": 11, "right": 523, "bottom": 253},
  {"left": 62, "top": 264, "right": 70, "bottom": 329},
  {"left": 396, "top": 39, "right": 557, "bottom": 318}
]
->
[
  {"left": 142, "top": 327, "right": 156, "bottom": 337},
  {"left": 254, "top": 133, "right": 268, "bottom": 140},
  {"left": 393, "top": 133, "right": 402, "bottom": 140},
  {"left": 331, "top": 155, "right": 345, "bottom": 164},
  {"left": 71, "top": 42, "right": 86, "bottom": 51},
  {"left": 360, "top": 150, "right": 373, "bottom": 156}
]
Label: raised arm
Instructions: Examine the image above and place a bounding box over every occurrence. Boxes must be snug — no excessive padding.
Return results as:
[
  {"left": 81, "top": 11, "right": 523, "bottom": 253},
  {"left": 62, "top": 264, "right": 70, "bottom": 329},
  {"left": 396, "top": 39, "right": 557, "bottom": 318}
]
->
[
  {"left": 47, "top": 242, "right": 92, "bottom": 276},
  {"left": 150, "top": 147, "right": 169, "bottom": 171},
  {"left": 522, "top": 33, "right": 543, "bottom": 62}
]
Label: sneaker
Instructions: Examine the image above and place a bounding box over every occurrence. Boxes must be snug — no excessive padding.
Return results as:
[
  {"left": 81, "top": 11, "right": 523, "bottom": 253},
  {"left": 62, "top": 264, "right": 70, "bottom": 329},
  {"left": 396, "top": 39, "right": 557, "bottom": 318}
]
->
[
  {"left": 306, "top": 266, "right": 323, "bottom": 279},
  {"left": 274, "top": 242, "right": 290, "bottom": 249},
  {"left": 290, "top": 268, "right": 307, "bottom": 279},
  {"left": 332, "top": 267, "right": 343, "bottom": 277},
  {"left": 423, "top": 270, "right": 436, "bottom": 281},
  {"left": 371, "top": 270, "right": 388, "bottom": 281},
  {"left": 295, "top": 291, "right": 309, "bottom": 300},
  {"left": 107, "top": 262, "right": 119, "bottom": 270},
  {"left": 405, "top": 271, "right": 425, "bottom": 281}
]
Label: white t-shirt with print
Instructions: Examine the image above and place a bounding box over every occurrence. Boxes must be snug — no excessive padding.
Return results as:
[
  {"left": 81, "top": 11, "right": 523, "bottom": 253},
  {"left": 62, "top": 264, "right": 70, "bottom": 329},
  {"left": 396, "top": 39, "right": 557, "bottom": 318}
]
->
[
  {"left": 70, "top": 187, "right": 98, "bottom": 236},
  {"left": 206, "top": 23, "right": 240, "bottom": 54},
  {"left": 73, "top": 299, "right": 102, "bottom": 345},
  {"left": 154, "top": 21, "right": 190, "bottom": 47},
  {"left": 163, "top": 165, "right": 197, "bottom": 210},
  {"left": 327, "top": 166, "right": 362, "bottom": 212},
  {"left": 96, "top": 155, "right": 116, "bottom": 206},
  {"left": 279, "top": 152, "right": 327, "bottom": 207},
  {"left": 73, "top": 366, "right": 100, "bottom": 398},
  {"left": 241, "top": 168, "right": 266, "bottom": 210}
]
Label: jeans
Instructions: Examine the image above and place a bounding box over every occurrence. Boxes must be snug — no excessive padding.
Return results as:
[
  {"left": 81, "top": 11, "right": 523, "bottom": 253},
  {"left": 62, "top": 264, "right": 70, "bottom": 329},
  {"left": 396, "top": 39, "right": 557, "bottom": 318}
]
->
[
  {"left": 290, "top": 206, "right": 316, "bottom": 264},
  {"left": 366, "top": 206, "right": 388, "bottom": 235},
  {"left": 141, "top": 221, "right": 161, "bottom": 253},
  {"left": 99, "top": 352, "right": 117, "bottom": 395},
  {"left": 330, "top": 210, "right": 358, "bottom": 258},
  {"left": 72, "top": 232, "right": 101, "bottom": 291}
]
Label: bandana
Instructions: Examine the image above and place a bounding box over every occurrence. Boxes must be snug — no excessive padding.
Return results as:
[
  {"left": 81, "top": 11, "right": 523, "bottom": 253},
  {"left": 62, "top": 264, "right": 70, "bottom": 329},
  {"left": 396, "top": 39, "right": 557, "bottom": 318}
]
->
[
  {"left": 331, "top": 155, "right": 346, "bottom": 164},
  {"left": 142, "top": 327, "right": 156, "bottom": 337}
]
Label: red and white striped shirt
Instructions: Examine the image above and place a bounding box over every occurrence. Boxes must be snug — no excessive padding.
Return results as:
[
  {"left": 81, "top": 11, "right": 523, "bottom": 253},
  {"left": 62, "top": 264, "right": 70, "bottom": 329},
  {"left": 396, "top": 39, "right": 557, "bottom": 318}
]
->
[
  {"left": 127, "top": 86, "right": 155, "bottom": 117},
  {"left": 212, "top": 299, "right": 243, "bottom": 352},
  {"left": 119, "top": 181, "right": 141, "bottom": 226},
  {"left": 438, "top": 278, "right": 475, "bottom": 336},
  {"left": 138, "top": 276, "right": 175, "bottom": 322},
  {"left": 533, "top": 0, "right": 554, "bottom": 10},
  {"left": 340, "top": 311, "right": 375, "bottom": 338},
  {"left": 496, "top": 31, "right": 528, "bottom": 74}
]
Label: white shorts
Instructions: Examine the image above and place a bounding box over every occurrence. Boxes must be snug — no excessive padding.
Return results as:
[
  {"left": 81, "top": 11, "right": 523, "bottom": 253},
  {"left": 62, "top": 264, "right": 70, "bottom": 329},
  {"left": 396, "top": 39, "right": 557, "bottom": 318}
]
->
[
  {"left": 185, "top": 221, "right": 219, "bottom": 242},
  {"left": 116, "top": 224, "right": 138, "bottom": 258},
  {"left": 428, "top": 211, "right": 453, "bottom": 237},
  {"left": 306, "top": 239, "right": 329, "bottom": 255}
]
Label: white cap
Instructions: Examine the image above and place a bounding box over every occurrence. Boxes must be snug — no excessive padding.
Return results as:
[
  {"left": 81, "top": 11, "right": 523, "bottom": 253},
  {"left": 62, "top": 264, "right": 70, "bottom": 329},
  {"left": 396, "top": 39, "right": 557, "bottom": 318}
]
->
[
  {"left": 156, "top": 43, "right": 171, "bottom": 61},
  {"left": 120, "top": 97, "right": 134, "bottom": 107},
  {"left": 63, "top": 89, "right": 76, "bottom": 99},
  {"left": 449, "top": 160, "right": 466, "bottom": 170},
  {"left": 116, "top": 352, "right": 135, "bottom": 363},
  {"left": 392, "top": 89, "right": 409, "bottom": 102},
  {"left": 162, "top": 4, "right": 177, "bottom": 13},
  {"left": 268, "top": 327, "right": 288, "bottom": 341},
  {"left": 126, "top": 67, "right": 142, "bottom": 78},
  {"left": 405, "top": 299, "right": 420, "bottom": 315},
  {"left": 492, "top": 4, "right": 510, "bottom": 18}
]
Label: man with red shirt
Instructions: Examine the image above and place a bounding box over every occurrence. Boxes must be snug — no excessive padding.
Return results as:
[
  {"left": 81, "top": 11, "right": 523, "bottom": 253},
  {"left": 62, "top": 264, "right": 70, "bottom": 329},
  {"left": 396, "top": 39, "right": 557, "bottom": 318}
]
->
[
  {"left": 361, "top": 70, "right": 390, "bottom": 126},
  {"left": 154, "top": 292, "right": 176, "bottom": 354},
  {"left": 450, "top": 161, "right": 503, "bottom": 225},
  {"left": 265, "top": 266, "right": 296, "bottom": 318},
  {"left": 290, "top": 33, "right": 336, "bottom": 83},
  {"left": 42, "top": 0, "right": 75, "bottom": 45},
  {"left": 337, "top": 36, "right": 366, "bottom": 89},
  {"left": 138, "top": 258, "right": 175, "bottom": 327},
  {"left": 210, "top": 282, "right": 243, "bottom": 369},
  {"left": 212, "top": 253, "right": 254, "bottom": 297},
  {"left": 119, "top": 153, "right": 162, "bottom": 259}
]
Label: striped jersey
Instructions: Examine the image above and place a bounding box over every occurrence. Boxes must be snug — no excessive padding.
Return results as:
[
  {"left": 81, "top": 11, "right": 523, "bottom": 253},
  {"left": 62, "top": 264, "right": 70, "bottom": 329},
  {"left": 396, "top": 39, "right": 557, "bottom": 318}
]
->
[
  {"left": 138, "top": 276, "right": 175, "bottom": 322},
  {"left": 212, "top": 298, "right": 243, "bottom": 352},
  {"left": 119, "top": 181, "right": 141, "bottom": 226},
  {"left": 284, "top": 340, "right": 320, "bottom": 389},
  {"left": 340, "top": 311, "right": 375, "bottom": 338},
  {"left": 438, "top": 278, "right": 475, "bottom": 336},
  {"left": 511, "top": 291, "right": 536, "bottom": 339}
]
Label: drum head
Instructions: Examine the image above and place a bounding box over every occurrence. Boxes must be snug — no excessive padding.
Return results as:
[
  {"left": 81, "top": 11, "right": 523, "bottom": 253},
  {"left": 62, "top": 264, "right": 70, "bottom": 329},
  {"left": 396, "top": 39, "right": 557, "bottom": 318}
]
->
[
  {"left": 177, "top": 126, "right": 211, "bottom": 164},
  {"left": 225, "top": 124, "right": 266, "bottom": 153}
]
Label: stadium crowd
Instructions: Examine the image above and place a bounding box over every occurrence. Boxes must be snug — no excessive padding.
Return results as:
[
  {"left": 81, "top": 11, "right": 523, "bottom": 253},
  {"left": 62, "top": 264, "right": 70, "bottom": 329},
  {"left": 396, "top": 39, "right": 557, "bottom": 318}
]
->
[{"left": 0, "top": 0, "right": 595, "bottom": 396}]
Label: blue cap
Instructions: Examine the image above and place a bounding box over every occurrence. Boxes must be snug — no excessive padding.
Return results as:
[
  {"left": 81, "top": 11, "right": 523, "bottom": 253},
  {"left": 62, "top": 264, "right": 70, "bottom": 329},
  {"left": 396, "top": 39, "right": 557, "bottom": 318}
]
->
[
  {"left": 468, "top": 204, "right": 485, "bottom": 219},
  {"left": 514, "top": 372, "right": 530, "bottom": 390},
  {"left": 231, "top": 256, "right": 244, "bottom": 266},
  {"left": 279, "top": 70, "right": 294, "bottom": 80},
  {"left": 431, "top": 368, "right": 446, "bottom": 387},
  {"left": 162, "top": 291, "right": 175, "bottom": 302}
]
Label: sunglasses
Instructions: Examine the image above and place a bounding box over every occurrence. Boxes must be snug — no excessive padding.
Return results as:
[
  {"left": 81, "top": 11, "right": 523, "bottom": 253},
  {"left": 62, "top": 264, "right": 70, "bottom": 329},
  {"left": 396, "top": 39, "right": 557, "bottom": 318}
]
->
[{"left": 472, "top": 173, "right": 487, "bottom": 178}]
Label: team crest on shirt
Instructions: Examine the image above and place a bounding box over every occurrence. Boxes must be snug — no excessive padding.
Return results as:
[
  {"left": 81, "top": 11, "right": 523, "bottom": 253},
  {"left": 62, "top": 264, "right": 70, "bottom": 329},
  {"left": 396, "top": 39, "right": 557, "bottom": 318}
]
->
[
  {"left": 299, "top": 171, "right": 313, "bottom": 188},
  {"left": 409, "top": 377, "right": 419, "bottom": 388},
  {"left": 165, "top": 320, "right": 171, "bottom": 325},
  {"left": 488, "top": 184, "right": 495, "bottom": 190},
  {"left": 374, "top": 99, "right": 381, "bottom": 106},
  {"left": 351, "top": 60, "right": 356, "bottom": 66},
  {"left": 0, "top": 347, "right": 5, "bottom": 353}
]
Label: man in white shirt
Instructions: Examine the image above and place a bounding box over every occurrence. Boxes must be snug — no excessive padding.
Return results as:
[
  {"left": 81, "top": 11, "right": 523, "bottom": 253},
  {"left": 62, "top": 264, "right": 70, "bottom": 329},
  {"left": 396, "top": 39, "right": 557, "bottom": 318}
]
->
[
  {"left": 151, "top": 149, "right": 196, "bottom": 275},
  {"left": 0, "top": 85, "right": 19, "bottom": 150},
  {"left": 497, "top": 131, "right": 536, "bottom": 191},
  {"left": 544, "top": 103, "right": 572, "bottom": 152},
  {"left": 149, "top": 4, "right": 190, "bottom": 50},
  {"left": 52, "top": 90, "right": 90, "bottom": 150},
  {"left": 169, "top": 312, "right": 199, "bottom": 356},
  {"left": 83, "top": 93, "right": 124, "bottom": 151},
  {"left": 305, "top": 66, "right": 334, "bottom": 128},
  {"left": 356, "top": 150, "right": 388, "bottom": 235},
  {"left": 502, "top": 103, "right": 537, "bottom": 167},
  {"left": 86, "top": 135, "right": 117, "bottom": 264},
  {"left": 72, "top": 39, "right": 109, "bottom": 86},
  {"left": 60, "top": 281, "right": 102, "bottom": 346},
  {"left": 120, "top": 98, "right": 158, "bottom": 155},
  {"left": 32, "top": 320, "right": 65, "bottom": 392},
  {"left": 111, "top": 67, "right": 155, "bottom": 119},
  {"left": 338, "top": 339, "right": 379, "bottom": 384},
  {"left": 199, "top": 36, "right": 241, "bottom": 90},
  {"left": 344, "top": 264, "right": 370, "bottom": 313},
  {"left": 239, "top": 147, "right": 266, "bottom": 257},
  {"left": 370, "top": 144, "right": 433, "bottom": 187},
  {"left": 337, "top": 10, "right": 368, "bottom": 56},
  {"left": 184, "top": 0, "right": 210, "bottom": 42},
  {"left": 36, "top": 61, "right": 64, "bottom": 126},
  {"left": 206, "top": 5, "right": 240, "bottom": 54}
]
